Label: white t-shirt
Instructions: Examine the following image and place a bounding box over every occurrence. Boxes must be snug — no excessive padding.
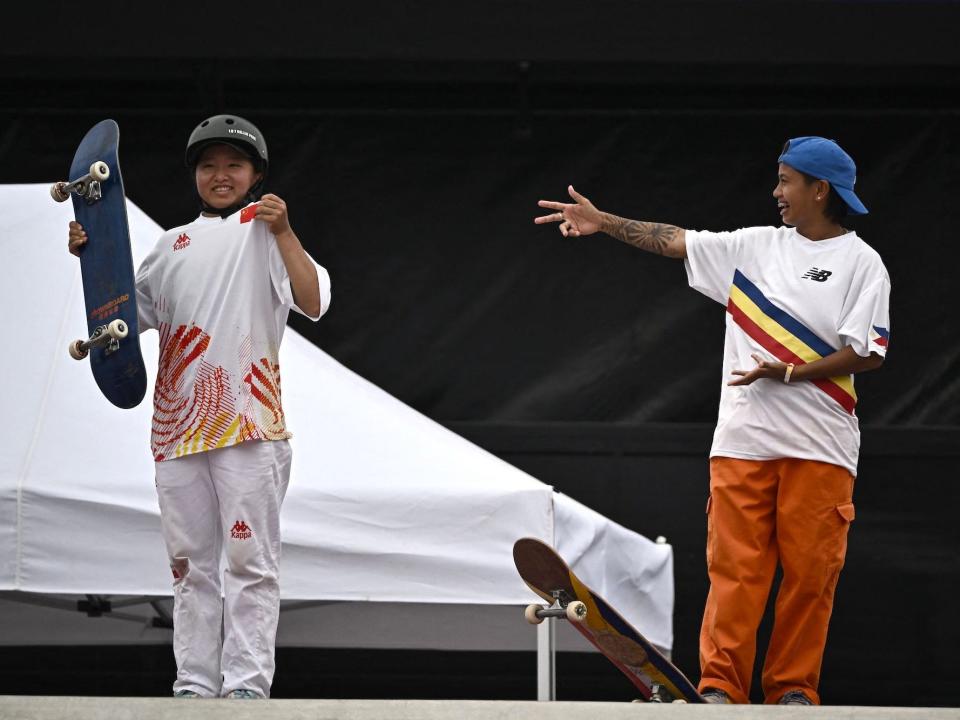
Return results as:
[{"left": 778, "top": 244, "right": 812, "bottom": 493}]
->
[
  {"left": 135, "top": 206, "right": 331, "bottom": 461},
  {"left": 684, "top": 226, "right": 890, "bottom": 476}
]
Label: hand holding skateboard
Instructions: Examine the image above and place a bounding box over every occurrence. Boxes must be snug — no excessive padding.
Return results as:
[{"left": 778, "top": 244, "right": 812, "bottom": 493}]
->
[{"left": 68, "top": 220, "right": 88, "bottom": 256}]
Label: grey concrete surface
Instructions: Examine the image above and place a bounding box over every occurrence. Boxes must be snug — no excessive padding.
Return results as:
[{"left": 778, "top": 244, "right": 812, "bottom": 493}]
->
[{"left": 1, "top": 697, "right": 958, "bottom": 720}]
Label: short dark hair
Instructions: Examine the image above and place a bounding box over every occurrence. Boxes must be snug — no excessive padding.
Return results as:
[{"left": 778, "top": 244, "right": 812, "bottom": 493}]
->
[{"left": 796, "top": 169, "right": 848, "bottom": 224}]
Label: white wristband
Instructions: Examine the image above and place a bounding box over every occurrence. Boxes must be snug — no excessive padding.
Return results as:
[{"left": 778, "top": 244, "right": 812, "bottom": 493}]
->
[{"left": 783, "top": 363, "right": 795, "bottom": 384}]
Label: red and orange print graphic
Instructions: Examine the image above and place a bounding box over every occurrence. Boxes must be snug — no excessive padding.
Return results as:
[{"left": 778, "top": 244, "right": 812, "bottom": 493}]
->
[
  {"left": 152, "top": 322, "right": 289, "bottom": 461},
  {"left": 245, "top": 357, "right": 286, "bottom": 436}
]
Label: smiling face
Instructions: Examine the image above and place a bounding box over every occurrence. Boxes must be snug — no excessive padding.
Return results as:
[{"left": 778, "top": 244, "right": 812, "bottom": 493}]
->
[
  {"left": 194, "top": 143, "right": 262, "bottom": 210},
  {"left": 773, "top": 162, "right": 829, "bottom": 229}
]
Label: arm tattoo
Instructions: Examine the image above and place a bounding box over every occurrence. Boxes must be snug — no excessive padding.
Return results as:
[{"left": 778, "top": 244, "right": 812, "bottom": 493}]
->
[{"left": 599, "top": 212, "right": 680, "bottom": 255}]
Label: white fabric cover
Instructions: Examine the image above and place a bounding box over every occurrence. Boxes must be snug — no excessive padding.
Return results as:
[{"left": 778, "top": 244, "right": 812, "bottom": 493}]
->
[{"left": 0, "top": 184, "right": 673, "bottom": 651}]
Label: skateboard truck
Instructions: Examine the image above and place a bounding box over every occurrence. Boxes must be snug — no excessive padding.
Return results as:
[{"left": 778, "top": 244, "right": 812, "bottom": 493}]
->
[
  {"left": 646, "top": 683, "right": 687, "bottom": 703},
  {"left": 524, "top": 589, "right": 588, "bottom": 625},
  {"left": 69, "top": 319, "right": 128, "bottom": 360},
  {"left": 50, "top": 161, "right": 110, "bottom": 204}
]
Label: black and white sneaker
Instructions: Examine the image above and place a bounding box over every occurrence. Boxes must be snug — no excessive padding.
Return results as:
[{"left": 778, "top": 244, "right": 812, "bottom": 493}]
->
[
  {"left": 778, "top": 690, "right": 814, "bottom": 705},
  {"left": 701, "top": 688, "right": 732, "bottom": 704}
]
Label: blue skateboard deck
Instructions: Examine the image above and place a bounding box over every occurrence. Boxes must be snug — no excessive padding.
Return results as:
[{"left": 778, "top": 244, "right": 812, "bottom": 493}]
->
[
  {"left": 513, "top": 537, "right": 704, "bottom": 703},
  {"left": 60, "top": 119, "right": 146, "bottom": 409}
]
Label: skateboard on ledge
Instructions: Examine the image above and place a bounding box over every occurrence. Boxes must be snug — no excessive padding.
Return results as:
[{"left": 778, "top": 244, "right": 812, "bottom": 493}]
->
[{"left": 513, "top": 537, "right": 704, "bottom": 703}]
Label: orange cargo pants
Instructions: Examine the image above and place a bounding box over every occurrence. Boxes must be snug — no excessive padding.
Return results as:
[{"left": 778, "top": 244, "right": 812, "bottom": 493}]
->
[{"left": 698, "top": 456, "right": 855, "bottom": 705}]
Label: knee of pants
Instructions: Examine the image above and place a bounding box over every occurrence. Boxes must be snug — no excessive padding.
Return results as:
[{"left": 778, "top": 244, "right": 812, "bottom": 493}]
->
[
  {"left": 170, "top": 557, "right": 190, "bottom": 584},
  {"left": 160, "top": 520, "right": 220, "bottom": 571},
  {"left": 225, "top": 529, "right": 277, "bottom": 580}
]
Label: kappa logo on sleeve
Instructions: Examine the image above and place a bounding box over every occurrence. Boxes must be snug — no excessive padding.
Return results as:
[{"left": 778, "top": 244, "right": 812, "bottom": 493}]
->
[
  {"left": 172, "top": 233, "right": 191, "bottom": 251},
  {"left": 230, "top": 520, "right": 252, "bottom": 540}
]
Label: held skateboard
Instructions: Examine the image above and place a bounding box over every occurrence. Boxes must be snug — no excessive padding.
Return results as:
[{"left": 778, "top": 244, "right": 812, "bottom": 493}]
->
[
  {"left": 52, "top": 119, "right": 146, "bottom": 409},
  {"left": 513, "top": 537, "right": 704, "bottom": 703}
]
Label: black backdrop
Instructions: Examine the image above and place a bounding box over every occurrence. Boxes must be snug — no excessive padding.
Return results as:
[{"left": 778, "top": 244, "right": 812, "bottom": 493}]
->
[
  {"left": 8, "top": 101, "right": 960, "bottom": 424},
  {"left": 3, "top": 0, "right": 960, "bottom": 706}
]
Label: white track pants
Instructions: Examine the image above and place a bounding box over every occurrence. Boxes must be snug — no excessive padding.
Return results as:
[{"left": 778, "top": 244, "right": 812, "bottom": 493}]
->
[{"left": 154, "top": 439, "right": 292, "bottom": 698}]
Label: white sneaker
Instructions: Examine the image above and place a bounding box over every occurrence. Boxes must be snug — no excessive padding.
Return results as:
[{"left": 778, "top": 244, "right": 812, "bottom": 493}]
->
[{"left": 226, "top": 689, "right": 261, "bottom": 699}]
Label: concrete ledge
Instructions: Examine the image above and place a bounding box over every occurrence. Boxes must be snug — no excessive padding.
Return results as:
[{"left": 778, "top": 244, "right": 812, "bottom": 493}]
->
[{"left": 1, "top": 697, "right": 959, "bottom": 720}]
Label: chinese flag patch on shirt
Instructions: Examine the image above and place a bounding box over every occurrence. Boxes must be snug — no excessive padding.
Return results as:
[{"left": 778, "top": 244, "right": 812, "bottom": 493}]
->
[{"left": 240, "top": 203, "right": 258, "bottom": 224}]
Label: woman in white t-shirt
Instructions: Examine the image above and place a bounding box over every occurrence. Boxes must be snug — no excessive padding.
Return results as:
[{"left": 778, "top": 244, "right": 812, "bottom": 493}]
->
[
  {"left": 534, "top": 137, "right": 889, "bottom": 706},
  {"left": 69, "top": 115, "right": 331, "bottom": 700}
]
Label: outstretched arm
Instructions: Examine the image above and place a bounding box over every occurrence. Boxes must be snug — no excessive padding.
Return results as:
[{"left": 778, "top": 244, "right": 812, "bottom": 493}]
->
[
  {"left": 534, "top": 185, "right": 687, "bottom": 259},
  {"left": 597, "top": 213, "right": 687, "bottom": 259}
]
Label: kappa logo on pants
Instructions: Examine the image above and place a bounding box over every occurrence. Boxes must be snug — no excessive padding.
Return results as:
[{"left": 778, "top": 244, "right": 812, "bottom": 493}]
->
[{"left": 231, "top": 520, "right": 253, "bottom": 540}]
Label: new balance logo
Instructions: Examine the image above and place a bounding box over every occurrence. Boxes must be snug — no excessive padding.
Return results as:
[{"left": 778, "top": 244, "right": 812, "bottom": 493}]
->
[
  {"left": 231, "top": 520, "right": 252, "bottom": 540},
  {"left": 173, "top": 233, "right": 191, "bottom": 251},
  {"left": 802, "top": 267, "right": 832, "bottom": 282}
]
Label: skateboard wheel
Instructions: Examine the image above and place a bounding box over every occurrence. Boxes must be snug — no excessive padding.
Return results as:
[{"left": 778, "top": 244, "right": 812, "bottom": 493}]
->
[
  {"left": 524, "top": 604, "right": 545, "bottom": 625},
  {"left": 68, "top": 340, "right": 88, "bottom": 360},
  {"left": 566, "top": 600, "right": 587, "bottom": 623},
  {"left": 107, "top": 319, "right": 128, "bottom": 339},
  {"left": 89, "top": 161, "right": 110, "bottom": 181},
  {"left": 50, "top": 183, "right": 69, "bottom": 202}
]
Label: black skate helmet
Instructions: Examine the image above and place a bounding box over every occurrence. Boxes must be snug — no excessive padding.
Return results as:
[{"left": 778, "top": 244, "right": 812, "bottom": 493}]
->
[{"left": 185, "top": 114, "right": 268, "bottom": 217}]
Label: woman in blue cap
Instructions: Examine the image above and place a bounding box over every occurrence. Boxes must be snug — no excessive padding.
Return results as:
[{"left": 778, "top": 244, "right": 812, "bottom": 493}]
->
[{"left": 534, "top": 137, "right": 890, "bottom": 705}]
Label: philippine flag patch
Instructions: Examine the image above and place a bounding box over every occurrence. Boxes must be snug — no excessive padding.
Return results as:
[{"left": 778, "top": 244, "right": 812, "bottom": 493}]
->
[{"left": 869, "top": 325, "right": 890, "bottom": 349}]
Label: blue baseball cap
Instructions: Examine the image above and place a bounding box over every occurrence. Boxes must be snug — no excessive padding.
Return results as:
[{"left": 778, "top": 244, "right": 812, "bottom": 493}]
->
[{"left": 778, "top": 136, "right": 868, "bottom": 215}]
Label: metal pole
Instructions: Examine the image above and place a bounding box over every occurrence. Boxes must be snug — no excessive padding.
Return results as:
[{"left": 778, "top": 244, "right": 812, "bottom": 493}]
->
[{"left": 536, "top": 615, "right": 556, "bottom": 701}]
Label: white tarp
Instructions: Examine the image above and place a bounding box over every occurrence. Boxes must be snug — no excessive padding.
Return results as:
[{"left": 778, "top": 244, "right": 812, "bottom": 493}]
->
[{"left": 0, "top": 184, "right": 672, "bottom": 651}]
